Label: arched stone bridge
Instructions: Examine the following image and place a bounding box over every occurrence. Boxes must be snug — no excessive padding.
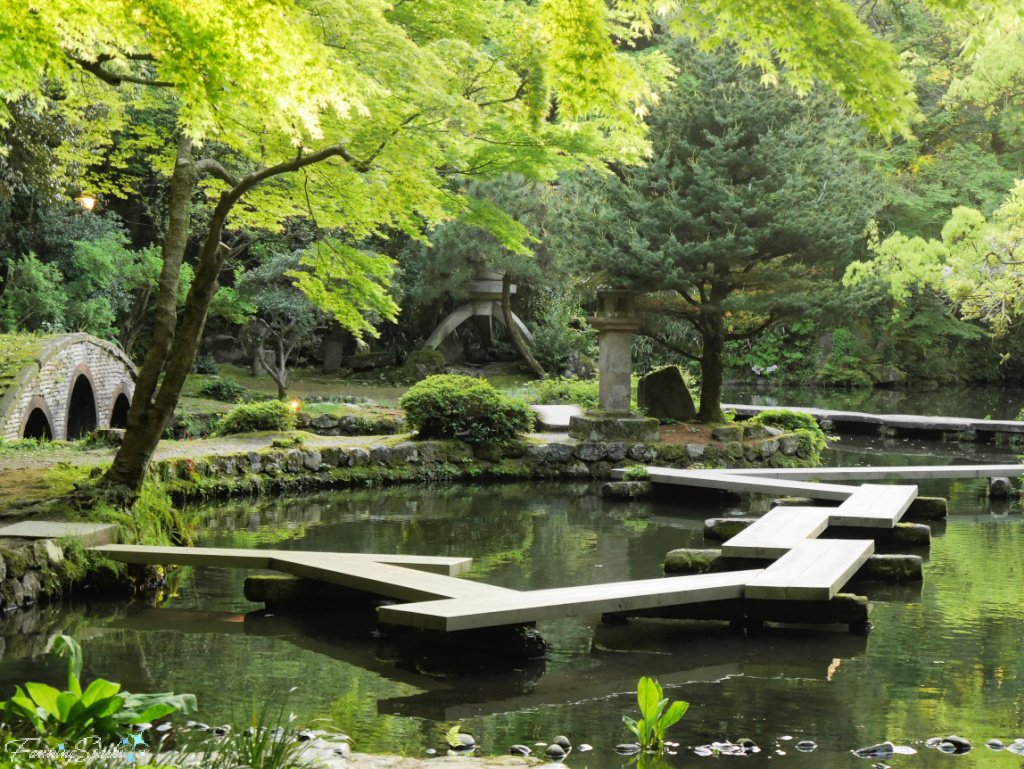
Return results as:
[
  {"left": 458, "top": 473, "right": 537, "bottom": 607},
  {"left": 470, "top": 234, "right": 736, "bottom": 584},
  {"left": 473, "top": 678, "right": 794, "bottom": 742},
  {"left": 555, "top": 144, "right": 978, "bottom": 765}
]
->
[{"left": 0, "top": 334, "right": 137, "bottom": 441}]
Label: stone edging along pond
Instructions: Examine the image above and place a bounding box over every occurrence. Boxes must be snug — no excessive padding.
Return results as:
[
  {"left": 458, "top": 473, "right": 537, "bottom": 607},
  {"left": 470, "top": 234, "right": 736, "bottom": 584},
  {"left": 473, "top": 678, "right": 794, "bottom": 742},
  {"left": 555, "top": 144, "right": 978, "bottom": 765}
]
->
[{"left": 148, "top": 429, "right": 820, "bottom": 503}]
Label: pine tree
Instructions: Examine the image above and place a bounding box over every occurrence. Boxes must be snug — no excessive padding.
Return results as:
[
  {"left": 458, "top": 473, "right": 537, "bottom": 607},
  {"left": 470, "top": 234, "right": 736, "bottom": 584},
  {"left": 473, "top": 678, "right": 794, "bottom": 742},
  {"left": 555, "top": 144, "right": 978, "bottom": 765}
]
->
[{"left": 564, "top": 44, "right": 884, "bottom": 421}]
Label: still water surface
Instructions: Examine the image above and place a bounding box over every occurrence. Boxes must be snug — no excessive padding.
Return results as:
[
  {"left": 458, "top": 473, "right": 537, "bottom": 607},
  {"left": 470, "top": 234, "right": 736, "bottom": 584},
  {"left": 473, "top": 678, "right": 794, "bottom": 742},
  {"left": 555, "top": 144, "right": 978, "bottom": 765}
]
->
[{"left": 1, "top": 435, "right": 1024, "bottom": 767}]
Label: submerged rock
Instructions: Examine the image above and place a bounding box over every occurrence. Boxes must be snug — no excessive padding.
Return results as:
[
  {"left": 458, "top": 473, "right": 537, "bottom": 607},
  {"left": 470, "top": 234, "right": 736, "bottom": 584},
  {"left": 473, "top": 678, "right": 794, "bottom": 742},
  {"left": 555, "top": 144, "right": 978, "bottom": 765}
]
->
[
  {"left": 852, "top": 741, "right": 895, "bottom": 759},
  {"left": 735, "top": 738, "right": 759, "bottom": 753},
  {"left": 577, "top": 744, "right": 593, "bottom": 752},
  {"left": 544, "top": 744, "right": 566, "bottom": 761},
  {"left": 986, "top": 739, "right": 1004, "bottom": 751},
  {"left": 509, "top": 745, "right": 531, "bottom": 756},
  {"left": 796, "top": 741, "right": 818, "bottom": 753},
  {"left": 939, "top": 735, "right": 972, "bottom": 754},
  {"left": 551, "top": 736, "right": 572, "bottom": 752},
  {"left": 454, "top": 733, "right": 476, "bottom": 750},
  {"left": 614, "top": 743, "right": 640, "bottom": 755}
]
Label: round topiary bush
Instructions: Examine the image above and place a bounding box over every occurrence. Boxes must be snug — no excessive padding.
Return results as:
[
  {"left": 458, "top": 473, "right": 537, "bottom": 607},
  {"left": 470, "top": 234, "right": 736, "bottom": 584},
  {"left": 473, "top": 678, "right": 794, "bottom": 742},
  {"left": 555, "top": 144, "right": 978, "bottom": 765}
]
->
[
  {"left": 217, "top": 400, "right": 297, "bottom": 435},
  {"left": 399, "top": 374, "right": 535, "bottom": 444}
]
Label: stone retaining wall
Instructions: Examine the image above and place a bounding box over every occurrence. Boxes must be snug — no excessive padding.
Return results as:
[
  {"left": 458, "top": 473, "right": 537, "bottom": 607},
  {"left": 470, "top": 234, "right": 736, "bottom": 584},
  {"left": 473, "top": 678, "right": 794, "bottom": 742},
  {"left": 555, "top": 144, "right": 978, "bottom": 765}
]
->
[
  {"left": 0, "top": 539, "right": 69, "bottom": 613},
  {"left": 149, "top": 434, "right": 818, "bottom": 501}
]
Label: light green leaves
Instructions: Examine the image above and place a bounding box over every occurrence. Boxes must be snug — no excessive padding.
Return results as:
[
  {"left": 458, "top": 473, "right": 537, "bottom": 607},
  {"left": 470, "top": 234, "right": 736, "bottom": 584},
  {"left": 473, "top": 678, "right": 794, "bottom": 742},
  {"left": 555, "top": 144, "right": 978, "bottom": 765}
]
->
[
  {"left": 846, "top": 181, "right": 1024, "bottom": 336},
  {"left": 623, "top": 676, "right": 690, "bottom": 750},
  {"left": 290, "top": 240, "right": 399, "bottom": 340}
]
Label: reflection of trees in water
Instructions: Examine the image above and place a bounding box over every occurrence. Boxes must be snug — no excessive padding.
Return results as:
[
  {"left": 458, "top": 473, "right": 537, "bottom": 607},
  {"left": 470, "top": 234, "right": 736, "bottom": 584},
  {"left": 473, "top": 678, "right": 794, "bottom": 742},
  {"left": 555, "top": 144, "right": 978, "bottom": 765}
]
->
[{"left": 8, "top": 483, "right": 1024, "bottom": 763}]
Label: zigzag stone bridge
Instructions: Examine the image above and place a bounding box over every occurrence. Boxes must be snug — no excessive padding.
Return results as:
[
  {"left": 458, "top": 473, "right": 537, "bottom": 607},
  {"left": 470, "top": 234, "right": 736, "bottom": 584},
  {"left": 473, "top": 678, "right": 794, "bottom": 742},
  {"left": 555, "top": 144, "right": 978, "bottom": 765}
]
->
[
  {"left": 0, "top": 334, "right": 137, "bottom": 441},
  {"left": 70, "top": 463, "right": 1024, "bottom": 647}
]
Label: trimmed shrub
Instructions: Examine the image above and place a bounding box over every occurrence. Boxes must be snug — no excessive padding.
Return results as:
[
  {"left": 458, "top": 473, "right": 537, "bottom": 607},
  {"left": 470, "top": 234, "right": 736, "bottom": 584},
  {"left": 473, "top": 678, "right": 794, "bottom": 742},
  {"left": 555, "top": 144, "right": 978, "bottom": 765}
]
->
[
  {"left": 217, "top": 400, "right": 296, "bottom": 435},
  {"left": 197, "top": 377, "right": 250, "bottom": 403},
  {"left": 400, "top": 374, "right": 535, "bottom": 444},
  {"left": 530, "top": 378, "right": 600, "bottom": 410}
]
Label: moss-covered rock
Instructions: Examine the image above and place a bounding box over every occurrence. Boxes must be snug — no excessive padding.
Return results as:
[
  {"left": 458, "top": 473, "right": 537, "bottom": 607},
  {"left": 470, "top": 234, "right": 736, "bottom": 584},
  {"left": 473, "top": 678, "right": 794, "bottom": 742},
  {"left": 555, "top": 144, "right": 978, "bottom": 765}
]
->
[{"left": 602, "top": 481, "right": 653, "bottom": 500}]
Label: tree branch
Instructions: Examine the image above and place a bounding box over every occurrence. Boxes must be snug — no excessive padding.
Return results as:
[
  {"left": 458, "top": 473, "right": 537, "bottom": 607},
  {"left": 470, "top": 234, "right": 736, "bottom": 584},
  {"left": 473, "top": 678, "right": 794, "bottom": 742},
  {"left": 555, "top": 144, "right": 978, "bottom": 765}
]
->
[
  {"left": 67, "top": 54, "right": 176, "bottom": 88},
  {"left": 195, "top": 159, "right": 242, "bottom": 187}
]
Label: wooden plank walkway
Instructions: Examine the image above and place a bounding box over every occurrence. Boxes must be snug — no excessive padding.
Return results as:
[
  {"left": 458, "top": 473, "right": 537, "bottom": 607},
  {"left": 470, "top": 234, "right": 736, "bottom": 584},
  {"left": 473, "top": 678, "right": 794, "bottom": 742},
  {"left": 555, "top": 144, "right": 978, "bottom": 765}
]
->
[
  {"left": 697, "top": 464, "right": 1024, "bottom": 482},
  {"left": 94, "top": 545, "right": 505, "bottom": 603},
  {"left": 830, "top": 484, "right": 917, "bottom": 528},
  {"left": 721, "top": 507, "right": 831, "bottom": 558}
]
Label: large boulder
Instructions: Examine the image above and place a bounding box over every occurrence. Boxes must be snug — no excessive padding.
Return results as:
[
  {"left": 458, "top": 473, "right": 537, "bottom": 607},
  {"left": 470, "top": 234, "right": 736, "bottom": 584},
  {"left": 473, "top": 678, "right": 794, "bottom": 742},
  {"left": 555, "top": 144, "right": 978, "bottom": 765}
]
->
[{"left": 637, "top": 367, "right": 696, "bottom": 422}]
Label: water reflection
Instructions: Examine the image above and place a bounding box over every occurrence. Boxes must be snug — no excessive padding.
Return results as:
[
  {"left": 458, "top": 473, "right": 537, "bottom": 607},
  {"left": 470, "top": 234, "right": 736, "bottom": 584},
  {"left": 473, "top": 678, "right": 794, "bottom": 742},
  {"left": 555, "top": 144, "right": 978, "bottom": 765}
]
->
[{"left": 0, "top": 477, "right": 1023, "bottom": 767}]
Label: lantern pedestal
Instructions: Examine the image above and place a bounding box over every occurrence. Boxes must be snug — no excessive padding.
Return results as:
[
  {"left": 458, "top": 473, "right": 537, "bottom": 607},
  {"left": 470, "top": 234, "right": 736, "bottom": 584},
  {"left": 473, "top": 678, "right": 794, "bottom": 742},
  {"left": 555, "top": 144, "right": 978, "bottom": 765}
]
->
[{"left": 567, "top": 291, "right": 659, "bottom": 444}]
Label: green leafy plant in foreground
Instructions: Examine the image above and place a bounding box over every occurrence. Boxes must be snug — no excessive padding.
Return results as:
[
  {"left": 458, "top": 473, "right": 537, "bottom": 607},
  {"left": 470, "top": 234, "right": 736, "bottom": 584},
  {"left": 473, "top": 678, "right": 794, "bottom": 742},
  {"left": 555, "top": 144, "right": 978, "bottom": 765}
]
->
[
  {"left": 623, "top": 677, "right": 689, "bottom": 751},
  {"left": 0, "top": 635, "right": 197, "bottom": 743}
]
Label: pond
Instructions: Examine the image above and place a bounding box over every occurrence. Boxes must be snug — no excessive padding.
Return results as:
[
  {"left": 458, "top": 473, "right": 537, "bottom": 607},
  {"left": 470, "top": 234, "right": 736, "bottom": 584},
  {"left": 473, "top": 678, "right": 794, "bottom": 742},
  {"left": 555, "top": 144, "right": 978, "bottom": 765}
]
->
[{"left": 1, "top": 439, "right": 1023, "bottom": 767}]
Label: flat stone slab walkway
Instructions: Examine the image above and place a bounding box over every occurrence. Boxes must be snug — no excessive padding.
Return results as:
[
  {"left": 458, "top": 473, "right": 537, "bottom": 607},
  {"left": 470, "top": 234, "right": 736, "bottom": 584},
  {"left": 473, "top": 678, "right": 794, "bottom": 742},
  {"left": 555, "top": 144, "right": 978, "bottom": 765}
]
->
[
  {"left": 693, "top": 464, "right": 1024, "bottom": 482},
  {"left": 0, "top": 521, "right": 119, "bottom": 546},
  {"left": 724, "top": 403, "right": 1024, "bottom": 437},
  {"left": 84, "top": 465, "right": 952, "bottom": 637}
]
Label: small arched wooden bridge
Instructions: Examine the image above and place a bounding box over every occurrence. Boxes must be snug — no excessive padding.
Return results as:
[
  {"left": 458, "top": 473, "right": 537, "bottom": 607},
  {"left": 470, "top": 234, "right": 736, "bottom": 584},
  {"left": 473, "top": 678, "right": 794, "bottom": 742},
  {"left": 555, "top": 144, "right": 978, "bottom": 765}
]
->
[{"left": 77, "top": 463, "right": 1024, "bottom": 634}]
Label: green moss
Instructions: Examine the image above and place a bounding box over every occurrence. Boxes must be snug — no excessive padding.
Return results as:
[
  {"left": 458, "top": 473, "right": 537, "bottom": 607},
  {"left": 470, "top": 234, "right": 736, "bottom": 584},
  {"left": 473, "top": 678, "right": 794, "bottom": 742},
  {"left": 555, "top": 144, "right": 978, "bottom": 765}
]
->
[{"left": 0, "top": 332, "right": 51, "bottom": 394}]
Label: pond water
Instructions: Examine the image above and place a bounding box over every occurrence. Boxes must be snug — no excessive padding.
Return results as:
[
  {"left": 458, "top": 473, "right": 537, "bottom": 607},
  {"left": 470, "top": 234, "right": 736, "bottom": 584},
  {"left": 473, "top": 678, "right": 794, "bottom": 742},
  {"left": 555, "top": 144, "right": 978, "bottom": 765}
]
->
[
  {"left": 2, "top": 431, "right": 1024, "bottom": 766},
  {"left": 2, "top": 472, "right": 1024, "bottom": 764}
]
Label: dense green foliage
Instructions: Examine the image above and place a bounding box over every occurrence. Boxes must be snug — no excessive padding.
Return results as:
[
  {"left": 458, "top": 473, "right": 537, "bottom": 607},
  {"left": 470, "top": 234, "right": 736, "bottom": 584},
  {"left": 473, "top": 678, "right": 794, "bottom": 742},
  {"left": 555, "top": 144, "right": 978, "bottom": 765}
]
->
[
  {"left": 400, "top": 374, "right": 535, "bottom": 444},
  {"left": 529, "top": 378, "right": 601, "bottom": 410},
  {"left": 196, "top": 377, "right": 251, "bottom": 403},
  {"left": 217, "top": 400, "right": 297, "bottom": 435}
]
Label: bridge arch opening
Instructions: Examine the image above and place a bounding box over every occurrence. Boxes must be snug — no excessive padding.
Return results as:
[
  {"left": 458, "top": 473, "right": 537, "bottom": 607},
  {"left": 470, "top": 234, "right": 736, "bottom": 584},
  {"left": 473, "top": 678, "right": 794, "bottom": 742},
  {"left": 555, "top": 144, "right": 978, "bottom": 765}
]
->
[
  {"left": 67, "top": 374, "right": 98, "bottom": 440},
  {"left": 23, "top": 408, "right": 53, "bottom": 440},
  {"left": 110, "top": 392, "right": 131, "bottom": 429}
]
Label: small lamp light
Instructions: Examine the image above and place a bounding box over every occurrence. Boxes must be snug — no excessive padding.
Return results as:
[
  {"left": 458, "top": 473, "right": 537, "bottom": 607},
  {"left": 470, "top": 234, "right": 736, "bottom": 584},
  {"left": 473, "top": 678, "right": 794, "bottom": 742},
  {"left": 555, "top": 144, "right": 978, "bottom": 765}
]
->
[
  {"left": 77, "top": 195, "right": 97, "bottom": 211},
  {"left": 290, "top": 399, "right": 301, "bottom": 411}
]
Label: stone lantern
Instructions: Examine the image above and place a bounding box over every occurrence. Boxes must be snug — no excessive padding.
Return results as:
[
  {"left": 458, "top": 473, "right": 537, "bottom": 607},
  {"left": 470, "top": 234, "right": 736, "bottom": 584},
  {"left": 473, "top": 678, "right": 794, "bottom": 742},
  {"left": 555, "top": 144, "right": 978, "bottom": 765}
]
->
[{"left": 568, "top": 288, "right": 659, "bottom": 443}]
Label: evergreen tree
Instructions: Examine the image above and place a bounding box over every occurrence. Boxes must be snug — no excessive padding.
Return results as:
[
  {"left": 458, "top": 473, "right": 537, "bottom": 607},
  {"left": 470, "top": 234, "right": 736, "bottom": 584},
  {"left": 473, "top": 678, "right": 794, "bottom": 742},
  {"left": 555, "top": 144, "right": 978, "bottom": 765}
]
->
[{"left": 564, "top": 44, "right": 884, "bottom": 421}]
